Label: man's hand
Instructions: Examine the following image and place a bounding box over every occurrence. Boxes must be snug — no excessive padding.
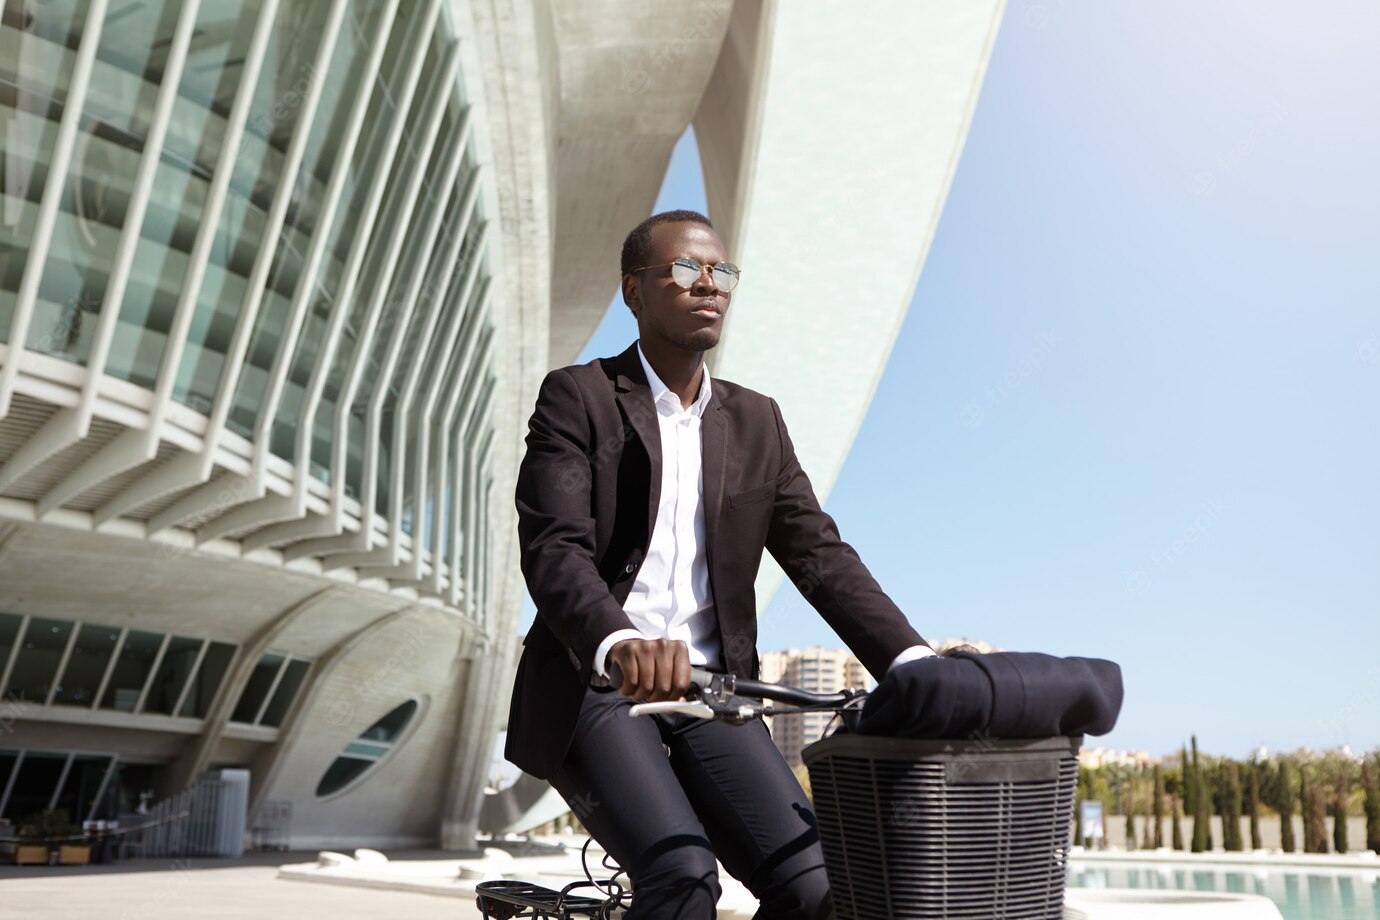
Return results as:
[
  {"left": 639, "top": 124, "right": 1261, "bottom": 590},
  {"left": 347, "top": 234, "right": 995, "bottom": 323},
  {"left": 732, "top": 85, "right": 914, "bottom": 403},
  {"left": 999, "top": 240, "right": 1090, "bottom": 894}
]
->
[
  {"left": 940, "top": 644, "right": 982, "bottom": 657},
  {"left": 608, "top": 638, "right": 692, "bottom": 702}
]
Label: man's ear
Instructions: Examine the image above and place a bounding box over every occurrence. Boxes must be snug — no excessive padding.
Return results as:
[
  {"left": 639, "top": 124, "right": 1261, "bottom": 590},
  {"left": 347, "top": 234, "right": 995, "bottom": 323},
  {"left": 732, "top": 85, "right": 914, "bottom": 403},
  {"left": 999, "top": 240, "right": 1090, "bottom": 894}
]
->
[{"left": 621, "top": 275, "right": 640, "bottom": 315}]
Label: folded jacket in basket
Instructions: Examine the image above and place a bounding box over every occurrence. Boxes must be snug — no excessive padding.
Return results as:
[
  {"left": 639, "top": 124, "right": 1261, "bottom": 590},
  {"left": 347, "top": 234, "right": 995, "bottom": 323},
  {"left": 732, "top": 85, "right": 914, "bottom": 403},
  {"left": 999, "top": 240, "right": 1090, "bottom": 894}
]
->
[{"left": 853, "top": 650, "right": 1123, "bottom": 739}]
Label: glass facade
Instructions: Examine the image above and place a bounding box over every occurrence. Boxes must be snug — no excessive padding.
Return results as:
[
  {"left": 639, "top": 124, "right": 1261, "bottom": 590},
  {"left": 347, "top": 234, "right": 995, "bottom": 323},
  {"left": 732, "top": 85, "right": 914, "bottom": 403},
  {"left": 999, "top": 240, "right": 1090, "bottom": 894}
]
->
[
  {"left": 1, "top": 2, "right": 496, "bottom": 604},
  {"left": 0, "top": 0, "right": 504, "bottom": 847},
  {"left": 0, "top": 611, "right": 242, "bottom": 721},
  {"left": 0, "top": 748, "right": 154, "bottom": 825}
]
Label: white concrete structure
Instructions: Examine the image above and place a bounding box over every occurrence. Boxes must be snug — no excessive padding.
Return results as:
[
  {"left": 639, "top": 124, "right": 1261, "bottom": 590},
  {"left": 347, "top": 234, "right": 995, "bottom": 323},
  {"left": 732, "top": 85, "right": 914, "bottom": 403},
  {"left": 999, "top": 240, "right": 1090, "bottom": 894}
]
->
[{"left": 0, "top": 0, "right": 1004, "bottom": 850}]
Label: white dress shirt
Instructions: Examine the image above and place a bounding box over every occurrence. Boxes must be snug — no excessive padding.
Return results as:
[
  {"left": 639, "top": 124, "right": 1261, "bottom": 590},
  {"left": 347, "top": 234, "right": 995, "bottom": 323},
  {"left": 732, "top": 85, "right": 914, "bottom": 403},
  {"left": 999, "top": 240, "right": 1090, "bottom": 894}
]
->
[
  {"left": 593, "top": 341, "right": 933, "bottom": 680},
  {"left": 594, "top": 343, "right": 720, "bottom": 678}
]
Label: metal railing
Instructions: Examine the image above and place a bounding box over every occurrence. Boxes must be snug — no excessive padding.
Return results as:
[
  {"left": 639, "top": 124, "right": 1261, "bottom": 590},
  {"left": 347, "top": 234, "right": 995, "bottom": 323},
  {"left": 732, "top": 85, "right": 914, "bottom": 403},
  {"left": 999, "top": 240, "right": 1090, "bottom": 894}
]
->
[{"left": 116, "top": 775, "right": 246, "bottom": 859}]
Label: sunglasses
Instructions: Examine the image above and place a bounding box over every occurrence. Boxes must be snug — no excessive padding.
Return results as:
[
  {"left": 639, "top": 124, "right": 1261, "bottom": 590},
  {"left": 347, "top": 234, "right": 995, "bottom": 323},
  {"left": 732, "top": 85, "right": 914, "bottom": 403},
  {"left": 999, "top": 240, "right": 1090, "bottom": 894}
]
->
[{"left": 628, "top": 257, "right": 742, "bottom": 293}]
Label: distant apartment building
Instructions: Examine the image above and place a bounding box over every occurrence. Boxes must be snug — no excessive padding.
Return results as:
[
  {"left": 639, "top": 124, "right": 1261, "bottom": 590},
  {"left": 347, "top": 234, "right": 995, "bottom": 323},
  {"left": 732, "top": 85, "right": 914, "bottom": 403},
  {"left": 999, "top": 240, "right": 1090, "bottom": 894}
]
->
[
  {"left": 760, "top": 647, "right": 869, "bottom": 768},
  {"left": 1078, "top": 748, "right": 1157, "bottom": 769}
]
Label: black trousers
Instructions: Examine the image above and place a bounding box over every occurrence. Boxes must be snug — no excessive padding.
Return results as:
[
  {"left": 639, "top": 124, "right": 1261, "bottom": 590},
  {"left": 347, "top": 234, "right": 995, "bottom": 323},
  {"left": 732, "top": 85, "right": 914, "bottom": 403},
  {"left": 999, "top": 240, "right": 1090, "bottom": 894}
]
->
[{"left": 549, "top": 684, "right": 834, "bottom": 920}]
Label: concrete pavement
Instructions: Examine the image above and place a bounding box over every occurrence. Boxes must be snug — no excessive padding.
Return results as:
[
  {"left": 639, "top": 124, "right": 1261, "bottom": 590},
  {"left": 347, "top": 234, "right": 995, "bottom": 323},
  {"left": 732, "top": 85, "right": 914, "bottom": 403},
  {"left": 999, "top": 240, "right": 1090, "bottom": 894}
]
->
[{"left": 0, "top": 850, "right": 487, "bottom": 919}]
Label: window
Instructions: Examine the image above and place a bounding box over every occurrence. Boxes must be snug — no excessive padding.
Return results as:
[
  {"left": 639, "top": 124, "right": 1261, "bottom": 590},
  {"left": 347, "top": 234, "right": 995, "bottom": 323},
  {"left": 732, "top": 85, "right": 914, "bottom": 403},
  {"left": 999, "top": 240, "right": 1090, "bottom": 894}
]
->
[
  {"left": 0, "top": 750, "right": 17, "bottom": 811},
  {"left": 52, "top": 623, "right": 120, "bottom": 706},
  {"left": 230, "top": 652, "right": 312, "bottom": 726},
  {"left": 0, "top": 613, "right": 21, "bottom": 678},
  {"left": 316, "top": 698, "right": 422, "bottom": 798},
  {"left": 4, "top": 618, "right": 72, "bottom": 703},
  {"left": 178, "top": 642, "right": 236, "bottom": 719},
  {"left": 143, "top": 636, "right": 203, "bottom": 715},
  {"left": 100, "top": 629, "right": 163, "bottom": 712},
  {"left": 260, "top": 658, "right": 310, "bottom": 727},
  {"left": 2, "top": 751, "right": 67, "bottom": 823},
  {"left": 0, "top": 750, "right": 127, "bottom": 824},
  {"left": 51, "top": 754, "right": 114, "bottom": 824},
  {"left": 0, "top": 613, "right": 237, "bottom": 720}
]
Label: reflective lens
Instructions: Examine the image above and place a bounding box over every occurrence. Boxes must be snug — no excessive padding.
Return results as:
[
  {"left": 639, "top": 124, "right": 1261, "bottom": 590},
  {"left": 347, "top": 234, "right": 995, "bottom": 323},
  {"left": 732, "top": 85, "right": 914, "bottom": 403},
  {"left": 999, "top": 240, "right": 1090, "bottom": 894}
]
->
[{"left": 669, "top": 258, "right": 740, "bottom": 292}]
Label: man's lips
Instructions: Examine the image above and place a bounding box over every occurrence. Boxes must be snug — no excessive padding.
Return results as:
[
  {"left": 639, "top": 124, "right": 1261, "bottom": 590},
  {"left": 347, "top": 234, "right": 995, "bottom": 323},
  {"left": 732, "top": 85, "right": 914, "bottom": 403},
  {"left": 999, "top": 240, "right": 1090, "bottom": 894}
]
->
[{"left": 692, "top": 301, "right": 722, "bottom": 319}]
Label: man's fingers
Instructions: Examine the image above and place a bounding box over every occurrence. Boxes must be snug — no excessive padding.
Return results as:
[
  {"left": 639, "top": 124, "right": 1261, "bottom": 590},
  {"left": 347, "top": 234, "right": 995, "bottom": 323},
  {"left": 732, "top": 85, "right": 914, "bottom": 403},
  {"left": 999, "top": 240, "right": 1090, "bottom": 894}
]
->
[
  {"left": 654, "top": 643, "right": 675, "bottom": 701},
  {"left": 672, "top": 646, "right": 692, "bottom": 701},
  {"left": 616, "top": 655, "right": 638, "bottom": 695},
  {"left": 609, "top": 639, "right": 692, "bottom": 701},
  {"left": 639, "top": 651, "right": 659, "bottom": 701}
]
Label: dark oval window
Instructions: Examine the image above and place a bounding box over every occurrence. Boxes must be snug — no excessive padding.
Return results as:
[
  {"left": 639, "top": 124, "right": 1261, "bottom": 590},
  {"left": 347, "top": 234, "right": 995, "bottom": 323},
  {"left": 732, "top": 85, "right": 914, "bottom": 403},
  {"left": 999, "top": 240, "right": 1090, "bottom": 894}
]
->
[{"left": 315, "top": 698, "right": 423, "bottom": 798}]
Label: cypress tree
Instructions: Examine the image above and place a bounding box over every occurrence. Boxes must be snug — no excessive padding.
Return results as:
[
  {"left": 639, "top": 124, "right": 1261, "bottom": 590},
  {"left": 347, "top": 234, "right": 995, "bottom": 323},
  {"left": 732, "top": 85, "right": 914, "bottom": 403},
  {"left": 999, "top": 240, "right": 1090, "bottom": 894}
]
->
[
  {"left": 1221, "top": 761, "right": 1244, "bottom": 851},
  {"left": 1075, "top": 766, "right": 1090, "bottom": 846},
  {"left": 1278, "top": 761, "right": 1296, "bottom": 853},
  {"left": 1364, "top": 757, "right": 1380, "bottom": 855},
  {"left": 1196, "top": 739, "right": 1215, "bottom": 851},
  {"left": 1333, "top": 771, "right": 1349, "bottom": 854},
  {"left": 1171, "top": 794, "right": 1185, "bottom": 850},
  {"left": 1184, "top": 741, "right": 1198, "bottom": 815},
  {"left": 1191, "top": 761, "right": 1211, "bottom": 852},
  {"left": 1152, "top": 765, "right": 1166, "bottom": 849},
  {"left": 1246, "top": 763, "right": 1262, "bottom": 850},
  {"left": 1124, "top": 768, "right": 1137, "bottom": 851},
  {"left": 1303, "top": 771, "right": 1328, "bottom": 854}
]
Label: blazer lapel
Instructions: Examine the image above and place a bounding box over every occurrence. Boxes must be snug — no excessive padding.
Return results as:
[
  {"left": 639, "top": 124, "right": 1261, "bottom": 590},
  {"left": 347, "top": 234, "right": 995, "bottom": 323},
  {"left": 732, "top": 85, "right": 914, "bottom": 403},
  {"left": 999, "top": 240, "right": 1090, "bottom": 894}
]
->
[
  {"left": 610, "top": 344, "right": 662, "bottom": 542},
  {"left": 700, "top": 395, "right": 727, "bottom": 575}
]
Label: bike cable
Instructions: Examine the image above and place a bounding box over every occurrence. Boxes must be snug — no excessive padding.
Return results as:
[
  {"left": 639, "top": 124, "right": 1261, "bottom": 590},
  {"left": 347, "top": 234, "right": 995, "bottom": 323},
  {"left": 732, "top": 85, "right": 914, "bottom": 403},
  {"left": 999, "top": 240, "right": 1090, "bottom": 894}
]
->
[{"left": 580, "top": 835, "right": 633, "bottom": 910}]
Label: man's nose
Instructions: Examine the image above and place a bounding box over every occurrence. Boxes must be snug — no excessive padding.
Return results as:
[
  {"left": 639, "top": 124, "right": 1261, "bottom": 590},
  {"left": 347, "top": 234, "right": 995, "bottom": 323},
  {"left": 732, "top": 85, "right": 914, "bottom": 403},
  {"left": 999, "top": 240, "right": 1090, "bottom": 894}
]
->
[{"left": 691, "top": 266, "right": 718, "bottom": 295}]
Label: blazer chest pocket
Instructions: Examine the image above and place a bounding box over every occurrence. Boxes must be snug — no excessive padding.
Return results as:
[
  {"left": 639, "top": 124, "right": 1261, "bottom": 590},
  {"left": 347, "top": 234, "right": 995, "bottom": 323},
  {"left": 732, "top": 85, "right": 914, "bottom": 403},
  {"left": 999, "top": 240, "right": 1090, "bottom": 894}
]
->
[{"left": 727, "top": 479, "right": 777, "bottom": 509}]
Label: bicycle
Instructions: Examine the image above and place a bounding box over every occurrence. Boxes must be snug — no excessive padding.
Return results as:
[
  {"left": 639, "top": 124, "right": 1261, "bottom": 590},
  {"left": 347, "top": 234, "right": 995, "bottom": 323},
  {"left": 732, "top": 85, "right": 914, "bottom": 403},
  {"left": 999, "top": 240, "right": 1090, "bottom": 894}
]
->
[
  {"left": 477, "top": 666, "right": 1082, "bottom": 919},
  {"left": 475, "top": 667, "right": 858, "bottom": 919}
]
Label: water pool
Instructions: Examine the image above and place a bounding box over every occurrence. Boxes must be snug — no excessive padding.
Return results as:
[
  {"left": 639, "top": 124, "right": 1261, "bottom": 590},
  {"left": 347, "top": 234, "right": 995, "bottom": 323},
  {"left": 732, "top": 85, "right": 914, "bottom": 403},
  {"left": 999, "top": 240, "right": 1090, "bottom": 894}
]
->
[{"left": 1068, "top": 862, "right": 1380, "bottom": 920}]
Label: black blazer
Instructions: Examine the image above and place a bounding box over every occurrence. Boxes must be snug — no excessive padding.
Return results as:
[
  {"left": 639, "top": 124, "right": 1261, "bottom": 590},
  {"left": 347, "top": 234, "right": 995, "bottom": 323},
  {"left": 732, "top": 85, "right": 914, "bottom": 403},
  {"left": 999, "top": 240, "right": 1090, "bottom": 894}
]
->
[{"left": 505, "top": 343, "right": 927, "bottom": 778}]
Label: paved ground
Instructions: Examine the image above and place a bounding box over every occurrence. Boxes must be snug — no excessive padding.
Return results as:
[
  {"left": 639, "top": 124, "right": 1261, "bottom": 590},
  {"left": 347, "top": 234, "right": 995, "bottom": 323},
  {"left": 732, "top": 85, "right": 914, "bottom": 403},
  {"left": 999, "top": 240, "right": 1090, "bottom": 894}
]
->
[{"left": 0, "top": 850, "right": 489, "bottom": 919}]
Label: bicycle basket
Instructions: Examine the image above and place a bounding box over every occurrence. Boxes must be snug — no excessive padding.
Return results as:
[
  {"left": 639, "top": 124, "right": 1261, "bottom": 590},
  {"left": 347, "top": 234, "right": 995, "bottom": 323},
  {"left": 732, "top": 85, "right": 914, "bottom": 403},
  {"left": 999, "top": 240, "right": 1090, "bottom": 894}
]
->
[{"left": 802, "top": 734, "right": 1081, "bottom": 920}]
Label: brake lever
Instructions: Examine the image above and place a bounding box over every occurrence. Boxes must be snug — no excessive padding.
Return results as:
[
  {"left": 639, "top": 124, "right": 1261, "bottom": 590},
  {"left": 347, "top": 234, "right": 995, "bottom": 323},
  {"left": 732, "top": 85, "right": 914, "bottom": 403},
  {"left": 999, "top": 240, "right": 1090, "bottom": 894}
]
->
[
  {"left": 684, "top": 673, "right": 755, "bottom": 723},
  {"left": 611, "top": 665, "right": 765, "bottom": 723}
]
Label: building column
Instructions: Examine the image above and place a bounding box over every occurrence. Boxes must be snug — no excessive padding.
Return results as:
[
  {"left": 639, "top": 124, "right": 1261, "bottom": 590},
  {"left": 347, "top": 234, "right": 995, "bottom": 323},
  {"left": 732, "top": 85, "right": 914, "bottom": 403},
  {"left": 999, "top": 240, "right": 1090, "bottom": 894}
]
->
[{"left": 438, "top": 630, "right": 518, "bottom": 849}]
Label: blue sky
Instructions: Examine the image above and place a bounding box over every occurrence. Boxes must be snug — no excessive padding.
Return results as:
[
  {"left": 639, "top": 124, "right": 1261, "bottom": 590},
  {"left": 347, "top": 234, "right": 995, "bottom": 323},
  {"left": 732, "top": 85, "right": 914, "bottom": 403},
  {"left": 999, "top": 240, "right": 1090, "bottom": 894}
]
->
[{"left": 528, "top": 1, "right": 1379, "bottom": 760}]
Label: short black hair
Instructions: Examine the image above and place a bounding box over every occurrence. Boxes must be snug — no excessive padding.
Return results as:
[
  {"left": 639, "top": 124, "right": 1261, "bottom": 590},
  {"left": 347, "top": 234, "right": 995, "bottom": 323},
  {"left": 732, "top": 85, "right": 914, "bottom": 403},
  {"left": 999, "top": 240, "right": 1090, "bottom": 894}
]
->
[{"left": 620, "top": 209, "right": 714, "bottom": 277}]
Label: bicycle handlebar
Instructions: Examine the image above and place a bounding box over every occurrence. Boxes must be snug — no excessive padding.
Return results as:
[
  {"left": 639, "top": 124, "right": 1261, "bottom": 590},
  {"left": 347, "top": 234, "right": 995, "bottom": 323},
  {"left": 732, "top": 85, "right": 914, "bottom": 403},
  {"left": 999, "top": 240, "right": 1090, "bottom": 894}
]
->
[
  {"left": 610, "top": 663, "right": 863, "bottom": 724},
  {"left": 690, "top": 667, "right": 854, "bottom": 708}
]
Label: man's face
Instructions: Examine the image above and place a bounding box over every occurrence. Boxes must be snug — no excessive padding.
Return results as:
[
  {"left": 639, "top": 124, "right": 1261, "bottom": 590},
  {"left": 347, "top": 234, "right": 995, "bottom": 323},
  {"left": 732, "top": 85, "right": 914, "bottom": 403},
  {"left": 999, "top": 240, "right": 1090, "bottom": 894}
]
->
[{"left": 623, "top": 221, "right": 731, "bottom": 353}]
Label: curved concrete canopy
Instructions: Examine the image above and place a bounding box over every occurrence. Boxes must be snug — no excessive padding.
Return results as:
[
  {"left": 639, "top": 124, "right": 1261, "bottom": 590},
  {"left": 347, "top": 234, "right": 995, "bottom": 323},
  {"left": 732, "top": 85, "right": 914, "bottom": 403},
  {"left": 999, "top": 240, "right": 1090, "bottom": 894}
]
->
[
  {"left": 696, "top": 0, "right": 1007, "bottom": 616},
  {"left": 544, "top": 0, "right": 735, "bottom": 365}
]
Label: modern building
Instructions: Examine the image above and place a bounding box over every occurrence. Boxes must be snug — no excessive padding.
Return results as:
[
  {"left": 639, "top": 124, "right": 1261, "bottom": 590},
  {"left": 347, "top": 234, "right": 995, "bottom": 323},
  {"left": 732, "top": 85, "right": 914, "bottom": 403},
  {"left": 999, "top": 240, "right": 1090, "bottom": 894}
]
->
[
  {"left": 760, "top": 647, "right": 869, "bottom": 768},
  {"left": 0, "top": 0, "right": 1005, "bottom": 848}
]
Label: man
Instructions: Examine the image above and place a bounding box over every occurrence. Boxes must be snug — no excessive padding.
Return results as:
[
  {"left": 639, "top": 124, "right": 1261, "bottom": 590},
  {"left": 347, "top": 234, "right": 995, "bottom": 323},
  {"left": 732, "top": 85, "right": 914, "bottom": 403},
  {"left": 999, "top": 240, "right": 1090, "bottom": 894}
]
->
[{"left": 507, "top": 209, "right": 936, "bottom": 919}]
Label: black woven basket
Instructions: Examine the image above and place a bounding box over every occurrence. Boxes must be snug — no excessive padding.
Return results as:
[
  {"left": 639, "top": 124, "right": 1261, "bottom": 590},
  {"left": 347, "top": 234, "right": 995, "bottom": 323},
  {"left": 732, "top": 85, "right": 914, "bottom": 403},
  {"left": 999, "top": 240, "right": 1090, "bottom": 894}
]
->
[{"left": 802, "top": 734, "right": 1081, "bottom": 920}]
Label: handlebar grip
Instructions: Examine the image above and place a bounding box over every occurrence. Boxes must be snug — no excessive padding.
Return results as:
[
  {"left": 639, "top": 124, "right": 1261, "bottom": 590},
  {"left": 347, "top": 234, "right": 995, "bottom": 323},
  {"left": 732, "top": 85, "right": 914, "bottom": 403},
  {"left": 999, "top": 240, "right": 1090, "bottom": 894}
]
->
[{"left": 604, "top": 662, "right": 719, "bottom": 693}]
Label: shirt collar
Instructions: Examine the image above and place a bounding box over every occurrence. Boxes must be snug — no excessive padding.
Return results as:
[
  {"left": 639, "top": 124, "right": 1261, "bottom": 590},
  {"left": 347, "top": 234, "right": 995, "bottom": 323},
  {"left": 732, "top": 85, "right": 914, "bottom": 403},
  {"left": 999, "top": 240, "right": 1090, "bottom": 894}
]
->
[{"left": 636, "top": 341, "right": 713, "bottom": 418}]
